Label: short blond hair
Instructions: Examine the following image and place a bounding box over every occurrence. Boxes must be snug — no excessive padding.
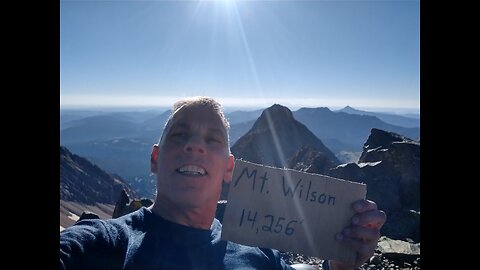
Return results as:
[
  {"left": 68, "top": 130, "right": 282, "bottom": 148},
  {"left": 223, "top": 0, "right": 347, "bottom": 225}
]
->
[{"left": 159, "top": 96, "right": 230, "bottom": 147}]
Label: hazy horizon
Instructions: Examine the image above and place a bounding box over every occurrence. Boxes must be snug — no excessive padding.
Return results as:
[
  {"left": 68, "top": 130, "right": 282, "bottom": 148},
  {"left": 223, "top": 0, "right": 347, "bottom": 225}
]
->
[{"left": 60, "top": 103, "right": 420, "bottom": 116}]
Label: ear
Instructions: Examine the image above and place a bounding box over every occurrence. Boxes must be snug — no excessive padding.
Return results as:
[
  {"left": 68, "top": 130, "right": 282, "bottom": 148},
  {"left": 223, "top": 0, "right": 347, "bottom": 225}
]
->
[
  {"left": 223, "top": 154, "right": 235, "bottom": 183},
  {"left": 150, "top": 144, "right": 159, "bottom": 174}
]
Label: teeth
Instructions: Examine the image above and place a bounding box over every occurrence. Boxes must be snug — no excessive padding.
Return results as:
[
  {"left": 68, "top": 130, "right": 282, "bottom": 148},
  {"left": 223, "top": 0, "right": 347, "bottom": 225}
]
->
[{"left": 177, "top": 165, "right": 207, "bottom": 176}]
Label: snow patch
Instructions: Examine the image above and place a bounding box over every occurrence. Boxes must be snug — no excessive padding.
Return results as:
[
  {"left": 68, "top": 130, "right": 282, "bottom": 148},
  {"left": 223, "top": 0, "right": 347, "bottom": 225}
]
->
[
  {"left": 68, "top": 212, "right": 80, "bottom": 221},
  {"left": 357, "top": 161, "right": 382, "bottom": 168}
]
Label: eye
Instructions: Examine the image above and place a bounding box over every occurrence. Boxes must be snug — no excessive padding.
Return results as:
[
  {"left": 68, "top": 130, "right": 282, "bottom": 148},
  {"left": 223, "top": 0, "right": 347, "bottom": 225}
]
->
[
  {"left": 169, "top": 131, "right": 188, "bottom": 140},
  {"left": 206, "top": 136, "right": 223, "bottom": 144}
]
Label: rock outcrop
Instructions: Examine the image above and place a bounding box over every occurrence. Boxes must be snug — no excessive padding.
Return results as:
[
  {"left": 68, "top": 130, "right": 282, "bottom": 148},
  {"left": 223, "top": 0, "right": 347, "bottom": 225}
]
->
[
  {"left": 112, "top": 189, "right": 154, "bottom": 218},
  {"left": 331, "top": 129, "right": 420, "bottom": 241},
  {"left": 329, "top": 128, "right": 420, "bottom": 212},
  {"left": 287, "top": 145, "right": 339, "bottom": 174},
  {"left": 287, "top": 128, "right": 420, "bottom": 241}
]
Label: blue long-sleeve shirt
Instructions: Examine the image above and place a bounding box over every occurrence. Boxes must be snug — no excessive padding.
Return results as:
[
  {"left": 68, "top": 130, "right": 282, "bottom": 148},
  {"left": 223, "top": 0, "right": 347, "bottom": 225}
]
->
[{"left": 60, "top": 207, "right": 294, "bottom": 270}]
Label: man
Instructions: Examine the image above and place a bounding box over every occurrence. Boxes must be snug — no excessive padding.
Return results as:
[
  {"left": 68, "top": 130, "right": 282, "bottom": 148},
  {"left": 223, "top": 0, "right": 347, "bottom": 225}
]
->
[{"left": 60, "top": 96, "right": 386, "bottom": 270}]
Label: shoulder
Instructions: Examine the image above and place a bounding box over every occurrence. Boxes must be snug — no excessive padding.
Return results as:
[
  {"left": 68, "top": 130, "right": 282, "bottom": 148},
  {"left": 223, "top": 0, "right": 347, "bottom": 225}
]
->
[
  {"left": 60, "top": 218, "right": 111, "bottom": 242},
  {"left": 60, "top": 207, "right": 147, "bottom": 245},
  {"left": 60, "top": 208, "right": 149, "bottom": 269}
]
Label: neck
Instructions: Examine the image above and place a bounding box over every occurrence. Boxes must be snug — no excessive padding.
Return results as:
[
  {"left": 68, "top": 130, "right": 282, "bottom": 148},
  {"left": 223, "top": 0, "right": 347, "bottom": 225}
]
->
[{"left": 149, "top": 197, "right": 216, "bottom": 230}]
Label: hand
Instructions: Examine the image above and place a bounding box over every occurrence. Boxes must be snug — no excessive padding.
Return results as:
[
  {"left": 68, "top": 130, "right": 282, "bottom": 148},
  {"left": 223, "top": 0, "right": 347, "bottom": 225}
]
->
[{"left": 329, "top": 199, "right": 386, "bottom": 270}]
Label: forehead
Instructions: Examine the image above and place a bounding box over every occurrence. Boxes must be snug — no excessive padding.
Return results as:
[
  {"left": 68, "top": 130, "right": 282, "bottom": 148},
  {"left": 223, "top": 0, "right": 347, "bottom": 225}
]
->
[{"left": 168, "top": 105, "right": 227, "bottom": 133}]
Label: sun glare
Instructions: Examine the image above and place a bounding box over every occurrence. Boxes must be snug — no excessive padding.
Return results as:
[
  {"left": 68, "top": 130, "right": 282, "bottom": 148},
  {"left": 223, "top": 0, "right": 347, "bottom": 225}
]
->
[{"left": 204, "top": 0, "right": 237, "bottom": 10}]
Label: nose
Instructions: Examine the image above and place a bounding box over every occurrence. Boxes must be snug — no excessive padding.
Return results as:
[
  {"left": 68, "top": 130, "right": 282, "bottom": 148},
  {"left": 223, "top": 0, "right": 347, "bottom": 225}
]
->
[{"left": 183, "top": 134, "right": 206, "bottom": 154}]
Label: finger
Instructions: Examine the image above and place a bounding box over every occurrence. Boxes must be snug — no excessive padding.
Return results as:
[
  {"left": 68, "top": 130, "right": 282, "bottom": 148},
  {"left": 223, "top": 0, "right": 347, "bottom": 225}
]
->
[
  {"left": 352, "top": 199, "right": 378, "bottom": 213},
  {"left": 352, "top": 210, "right": 387, "bottom": 229},
  {"left": 342, "top": 226, "right": 381, "bottom": 242},
  {"left": 336, "top": 234, "right": 377, "bottom": 268}
]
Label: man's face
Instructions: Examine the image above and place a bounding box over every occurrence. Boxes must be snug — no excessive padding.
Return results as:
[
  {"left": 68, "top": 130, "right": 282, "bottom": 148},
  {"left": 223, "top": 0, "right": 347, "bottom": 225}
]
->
[{"left": 153, "top": 105, "right": 234, "bottom": 208}]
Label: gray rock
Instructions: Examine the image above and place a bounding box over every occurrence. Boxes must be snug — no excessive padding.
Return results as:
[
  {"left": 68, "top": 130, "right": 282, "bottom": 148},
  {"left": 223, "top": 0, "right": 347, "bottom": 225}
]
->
[
  {"left": 370, "top": 254, "right": 382, "bottom": 265},
  {"left": 77, "top": 211, "right": 100, "bottom": 222},
  {"left": 112, "top": 189, "right": 154, "bottom": 218}
]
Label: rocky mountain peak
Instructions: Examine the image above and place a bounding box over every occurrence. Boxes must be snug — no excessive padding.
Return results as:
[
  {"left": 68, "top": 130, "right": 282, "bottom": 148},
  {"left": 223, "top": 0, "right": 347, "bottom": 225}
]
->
[
  {"left": 231, "top": 104, "right": 339, "bottom": 171},
  {"left": 251, "top": 104, "right": 295, "bottom": 131},
  {"left": 267, "top": 104, "right": 294, "bottom": 117},
  {"left": 325, "top": 128, "right": 420, "bottom": 241},
  {"left": 359, "top": 128, "right": 419, "bottom": 163},
  {"left": 364, "top": 128, "right": 408, "bottom": 148},
  {"left": 339, "top": 105, "right": 356, "bottom": 113}
]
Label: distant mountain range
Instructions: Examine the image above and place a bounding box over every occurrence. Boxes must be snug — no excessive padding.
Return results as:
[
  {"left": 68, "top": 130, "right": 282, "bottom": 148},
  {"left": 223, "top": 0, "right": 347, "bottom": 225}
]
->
[
  {"left": 60, "top": 112, "right": 420, "bottom": 242},
  {"left": 60, "top": 105, "right": 419, "bottom": 198},
  {"left": 292, "top": 107, "right": 419, "bottom": 153},
  {"left": 337, "top": 106, "right": 420, "bottom": 128}
]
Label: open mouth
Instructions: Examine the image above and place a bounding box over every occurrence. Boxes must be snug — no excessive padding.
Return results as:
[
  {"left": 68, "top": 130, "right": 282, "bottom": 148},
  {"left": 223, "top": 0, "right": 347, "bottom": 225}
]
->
[{"left": 176, "top": 165, "right": 207, "bottom": 176}]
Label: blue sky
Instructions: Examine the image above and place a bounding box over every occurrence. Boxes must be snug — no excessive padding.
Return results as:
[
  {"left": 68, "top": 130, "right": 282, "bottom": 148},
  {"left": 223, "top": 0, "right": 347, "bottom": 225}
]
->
[{"left": 60, "top": 0, "right": 420, "bottom": 113}]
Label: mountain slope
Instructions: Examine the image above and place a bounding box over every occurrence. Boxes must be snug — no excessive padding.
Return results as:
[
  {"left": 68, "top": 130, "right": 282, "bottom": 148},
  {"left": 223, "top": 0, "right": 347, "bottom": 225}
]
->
[
  {"left": 60, "top": 200, "right": 116, "bottom": 231},
  {"left": 226, "top": 109, "right": 264, "bottom": 125},
  {"left": 60, "top": 145, "right": 138, "bottom": 204},
  {"left": 64, "top": 138, "right": 157, "bottom": 198}
]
